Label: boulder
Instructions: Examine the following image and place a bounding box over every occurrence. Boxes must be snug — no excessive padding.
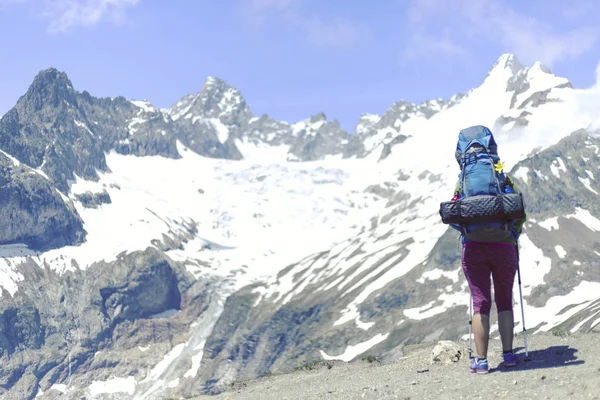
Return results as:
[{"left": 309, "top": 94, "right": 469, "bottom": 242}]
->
[{"left": 431, "top": 340, "right": 463, "bottom": 364}]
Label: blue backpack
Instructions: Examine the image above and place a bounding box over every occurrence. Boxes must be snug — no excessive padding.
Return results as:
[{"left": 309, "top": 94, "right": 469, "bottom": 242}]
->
[{"left": 454, "top": 125, "right": 513, "bottom": 242}]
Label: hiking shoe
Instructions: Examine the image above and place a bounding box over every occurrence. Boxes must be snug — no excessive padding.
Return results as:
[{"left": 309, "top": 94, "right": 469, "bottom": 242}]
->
[
  {"left": 470, "top": 358, "right": 489, "bottom": 374},
  {"left": 503, "top": 352, "right": 519, "bottom": 367}
]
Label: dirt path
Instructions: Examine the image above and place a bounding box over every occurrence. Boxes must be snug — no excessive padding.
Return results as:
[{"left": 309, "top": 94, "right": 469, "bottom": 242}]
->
[{"left": 193, "top": 332, "right": 599, "bottom": 400}]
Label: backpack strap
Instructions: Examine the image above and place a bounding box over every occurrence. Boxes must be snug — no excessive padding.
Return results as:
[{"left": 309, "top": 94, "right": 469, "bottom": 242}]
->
[
  {"left": 486, "top": 151, "right": 503, "bottom": 194},
  {"left": 460, "top": 157, "right": 467, "bottom": 197}
]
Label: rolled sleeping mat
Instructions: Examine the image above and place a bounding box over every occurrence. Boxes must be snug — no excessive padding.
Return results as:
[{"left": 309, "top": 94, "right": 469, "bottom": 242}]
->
[{"left": 439, "top": 193, "right": 525, "bottom": 225}]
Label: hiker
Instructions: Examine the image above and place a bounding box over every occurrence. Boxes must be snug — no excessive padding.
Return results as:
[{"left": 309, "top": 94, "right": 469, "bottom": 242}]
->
[{"left": 447, "top": 125, "right": 527, "bottom": 374}]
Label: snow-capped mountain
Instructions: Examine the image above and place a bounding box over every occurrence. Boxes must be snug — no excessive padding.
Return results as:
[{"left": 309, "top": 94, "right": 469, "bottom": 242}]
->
[
  {"left": 194, "top": 54, "right": 600, "bottom": 392},
  {"left": 168, "top": 76, "right": 363, "bottom": 162},
  {"left": 1, "top": 53, "right": 599, "bottom": 399}
]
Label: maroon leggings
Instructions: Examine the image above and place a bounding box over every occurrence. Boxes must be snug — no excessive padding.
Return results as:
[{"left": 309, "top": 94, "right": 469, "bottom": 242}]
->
[{"left": 461, "top": 242, "right": 518, "bottom": 316}]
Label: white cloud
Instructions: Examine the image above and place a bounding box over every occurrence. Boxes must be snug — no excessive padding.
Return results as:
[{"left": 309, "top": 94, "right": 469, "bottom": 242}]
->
[
  {"left": 46, "top": 0, "right": 140, "bottom": 32},
  {"left": 402, "top": 0, "right": 600, "bottom": 66},
  {"left": 21, "top": 0, "right": 141, "bottom": 32},
  {"left": 238, "top": 0, "right": 368, "bottom": 49}
]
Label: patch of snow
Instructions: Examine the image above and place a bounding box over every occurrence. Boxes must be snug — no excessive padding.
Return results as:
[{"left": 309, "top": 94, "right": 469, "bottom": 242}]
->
[
  {"left": 513, "top": 166, "right": 529, "bottom": 184},
  {"left": 320, "top": 332, "right": 389, "bottom": 362},
  {"left": 50, "top": 384, "right": 69, "bottom": 394},
  {"left": 142, "top": 343, "right": 185, "bottom": 382},
  {"left": 403, "top": 291, "right": 467, "bottom": 320},
  {"left": 234, "top": 138, "right": 289, "bottom": 161},
  {"left": 332, "top": 304, "right": 360, "bottom": 327},
  {"left": 355, "top": 114, "right": 381, "bottom": 135},
  {"left": 362, "top": 114, "right": 381, "bottom": 123},
  {"left": 128, "top": 117, "right": 147, "bottom": 134},
  {"left": 291, "top": 120, "right": 307, "bottom": 135},
  {"left": 586, "top": 169, "right": 594, "bottom": 179},
  {"left": 89, "top": 376, "right": 136, "bottom": 397},
  {"left": 74, "top": 119, "right": 94, "bottom": 137},
  {"left": 0, "top": 149, "right": 22, "bottom": 165},
  {"left": 355, "top": 317, "right": 375, "bottom": 331},
  {"left": 417, "top": 268, "right": 460, "bottom": 284},
  {"left": 503, "top": 121, "right": 516, "bottom": 130},
  {"left": 516, "top": 234, "right": 552, "bottom": 296},
  {"left": 538, "top": 217, "right": 559, "bottom": 231},
  {"left": 183, "top": 344, "right": 205, "bottom": 379},
  {"left": 567, "top": 208, "right": 600, "bottom": 231},
  {"left": 554, "top": 245, "right": 567, "bottom": 259},
  {"left": 209, "top": 118, "right": 230, "bottom": 143},
  {"left": 578, "top": 176, "right": 598, "bottom": 194},
  {"left": 363, "top": 126, "right": 401, "bottom": 153},
  {"left": 0, "top": 256, "right": 25, "bottom": 297},
  {"left": 131, "top": 100, "right": 156, "bottom": 113},
  {"left": 535, "top": 170, "right": 549, "bottom": 181},
  {"left": 550, "top": 157, "right": 567, "bottom": 178}
]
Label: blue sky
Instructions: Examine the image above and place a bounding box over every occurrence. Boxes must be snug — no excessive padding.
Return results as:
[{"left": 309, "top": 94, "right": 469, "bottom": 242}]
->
[{"left": 1, "top": 0, "right": 600, "bottom": 131}]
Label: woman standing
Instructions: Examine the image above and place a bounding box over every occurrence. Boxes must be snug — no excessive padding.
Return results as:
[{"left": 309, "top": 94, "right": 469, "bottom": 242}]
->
[{"left": 449, "top": 125, "right": 527, "bottom": 374}]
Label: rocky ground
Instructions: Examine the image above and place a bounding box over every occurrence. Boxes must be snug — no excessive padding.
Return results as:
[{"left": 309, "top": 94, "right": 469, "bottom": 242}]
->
[{"left": 194, "top": 331, "right": 599, "bottom": 400}]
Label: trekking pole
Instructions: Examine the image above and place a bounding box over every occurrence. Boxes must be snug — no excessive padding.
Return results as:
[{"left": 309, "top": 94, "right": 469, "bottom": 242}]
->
[
  {"left": 516, "top": 244, "right": 530, "bottom": 361},
  {"left": 469, "top": 293, "right": 473, "bottom": 360},
  {"left": 460, "top": 236, "right": 474, "bottom": 360}
]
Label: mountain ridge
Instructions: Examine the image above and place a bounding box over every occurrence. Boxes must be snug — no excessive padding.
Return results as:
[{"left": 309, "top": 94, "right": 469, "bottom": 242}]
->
[
  {"left": 0, "top": 53, "right": 599, "bottom": 399},
  {"left": 1, "top": 52, "right": 572, "bottom": 171}
]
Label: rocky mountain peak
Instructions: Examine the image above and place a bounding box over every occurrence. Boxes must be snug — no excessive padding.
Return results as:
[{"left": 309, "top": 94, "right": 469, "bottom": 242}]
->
[
  {"left": 199, "top": 76, "right": 251, "bottom": 121},
  {"left": 310, "top": 112, "right": 327, "bottom": 123},
  {"left": 203, "top": 75, "right": 227, "bottom": 89},
  {"left": 21, "top": 67, "right": 76, "bottom": 112},
  {"left": 490, "top": 53, "right": 525, "bottom": 76},
  {"left": 30, "top": 67, "right": 73, "bottom": 90},
  {"left": 169, "top": 76, "right": 252, "bottom": 126}
]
